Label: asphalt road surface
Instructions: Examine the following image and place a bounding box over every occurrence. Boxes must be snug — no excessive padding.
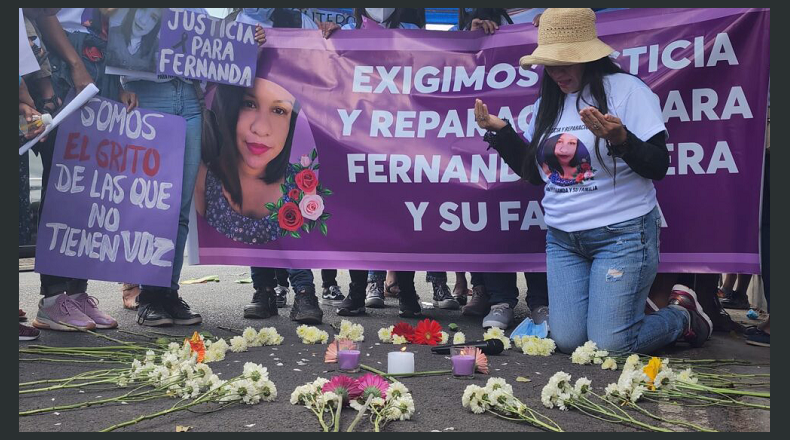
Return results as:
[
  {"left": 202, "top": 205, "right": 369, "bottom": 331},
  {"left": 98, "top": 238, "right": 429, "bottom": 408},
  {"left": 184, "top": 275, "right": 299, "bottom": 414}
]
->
[{"left": 19, "top": 265, "right": 770, "bottom": 432}]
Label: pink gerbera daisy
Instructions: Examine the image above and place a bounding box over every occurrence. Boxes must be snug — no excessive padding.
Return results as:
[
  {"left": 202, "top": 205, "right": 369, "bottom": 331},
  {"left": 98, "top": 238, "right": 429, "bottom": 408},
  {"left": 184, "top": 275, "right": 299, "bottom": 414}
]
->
[
  {"left": 322, "top": 375, "right": 362, "bottom": 405},
  {"left": 357, "top": 373, "right": 389, "bottom": 401}
]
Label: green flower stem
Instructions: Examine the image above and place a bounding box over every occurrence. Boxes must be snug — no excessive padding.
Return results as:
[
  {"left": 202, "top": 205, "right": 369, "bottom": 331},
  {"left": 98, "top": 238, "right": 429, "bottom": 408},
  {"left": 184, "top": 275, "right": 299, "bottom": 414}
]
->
[
  {"left": 19, "top": 385, "right": 155, "bottom": 416},
  {"left": 620, "top": 398, "right": 717, "bottom": 432},
  {"left": 347, "top": 395, "right": 374, "bottom": 432},
  {"left": 333, "top": 395, "right": 343, "bottom": 432},
  {"left": 217, "top": 326, "right": 243, "bottom": 334},
  {"left": 19, "top": 369, "right": 122, "bottom": 386},
  {"left": 678, "top": 383, "right": 769, "bottom": 398},
  {"left": 577, "top": 394, "right": 673, "bottom": 432},
  {"left": 19, "top": 357, "right": 128, "bottom": 365},
  {"left": 20, "top": 378, "right": 118, "bottom": 394}
]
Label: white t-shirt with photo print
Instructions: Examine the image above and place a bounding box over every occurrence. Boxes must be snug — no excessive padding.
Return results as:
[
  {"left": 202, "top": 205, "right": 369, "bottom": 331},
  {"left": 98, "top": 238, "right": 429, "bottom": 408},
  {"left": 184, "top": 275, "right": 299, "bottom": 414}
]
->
[{"left": 525, "top": 73, "right": 667, "bottom": 232}]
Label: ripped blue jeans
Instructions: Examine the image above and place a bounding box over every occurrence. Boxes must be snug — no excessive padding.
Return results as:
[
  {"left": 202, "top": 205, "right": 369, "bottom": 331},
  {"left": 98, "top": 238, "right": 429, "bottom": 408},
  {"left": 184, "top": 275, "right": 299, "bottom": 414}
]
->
[{"left": 546, "top": 206, "right": 687, "bottom": 354}]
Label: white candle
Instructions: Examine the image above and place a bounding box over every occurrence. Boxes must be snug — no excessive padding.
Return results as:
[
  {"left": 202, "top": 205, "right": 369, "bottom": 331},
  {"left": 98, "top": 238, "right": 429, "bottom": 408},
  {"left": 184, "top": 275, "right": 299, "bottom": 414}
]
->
[{"left": 387, "top": 351, "right": 415, "bottom": 374}]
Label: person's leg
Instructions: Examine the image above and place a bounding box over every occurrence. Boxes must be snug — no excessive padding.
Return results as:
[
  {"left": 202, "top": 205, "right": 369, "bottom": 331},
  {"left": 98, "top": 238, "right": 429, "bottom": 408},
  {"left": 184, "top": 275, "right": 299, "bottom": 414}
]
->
[
  {"left": 289, "top": 269, "right": 323, "bottom": 324},
  {"left": 130, "top": 80, "right": 202, "bottom": 325},
  {"left": 274, "top": 268, "right": 291, "bottom": 307},
  {"left": 427, "top": 271, "right": 459, "bottom": 310},
  {"left": 384, "top": 270, "right": 400, "bottom": 297},
  {"left": 482, "top": 272, "right": 517, "bottom": 329},
  {"left": 322, "top": 269, "right": 338, "bottom": 288},
  {"left": 275, "top": 269, "right": 290, "bottom": 288},
  {"left": 337, "top": 270, "right": 368, "bottom": 316},
  {"left": 586, "top": 207, "right": 699, "bottom": 353},
  {"left": 524, "top": 272, "right": 549, "bottom": 325},
  {"left": 396, "top": 271, "right": 421, "bottom": 318},
  {"left": 546, "top": 227, "right": 592, "bottom": 354},
  {"left": 452, "top": 272, "right": 469, "bottom": 303},
  {"left": 462, "top": 272, "right": 491, "bottom": 316},
  {"left": 246, "top": 267, "right": 278, "bottom": 318},
  {"left": 366, "top": 270, "right": 386, "bottom": 308}
]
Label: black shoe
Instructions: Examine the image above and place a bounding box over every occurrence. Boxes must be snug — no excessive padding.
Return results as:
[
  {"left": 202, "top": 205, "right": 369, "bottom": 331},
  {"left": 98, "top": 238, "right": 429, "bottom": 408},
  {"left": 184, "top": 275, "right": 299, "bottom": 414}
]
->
[
  {"left": 398, "top": 292, "right": 422, "bottom": 318},
  {"left": 321, "top": 285, "right": 346, "bottom": 306},
  {"left": 432, "top": 282, "right": 460, "bottom": 310},
  {"left": 164, "top": 294, "right": 203, "bottom": 325},
  {"left": 337, "top": 293, "right": 366, "bottom": 316},
  {"left": 719, "top": 293, "right": 751, "bottom": 310},
  {"left": 290, "top": 288, "right": 323, "bottom": 324},
  {"left": 244, "top": 287, "right": 278, "bottom": 319},
  {"left": 365, "top": 280, "right": 385, "bottom": 308},
  {"left": 137, "top": 301, "right": 174, "bottom": 327},
  {"left": 274, "top": 285, "right": 289, "bottom": 308}
]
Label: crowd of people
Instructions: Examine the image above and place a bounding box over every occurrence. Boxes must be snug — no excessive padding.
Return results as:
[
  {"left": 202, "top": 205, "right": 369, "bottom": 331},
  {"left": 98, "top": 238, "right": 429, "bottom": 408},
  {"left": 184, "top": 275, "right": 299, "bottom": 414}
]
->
[{"left": 19, "top": 8, "right": 770, "bottom": 354}]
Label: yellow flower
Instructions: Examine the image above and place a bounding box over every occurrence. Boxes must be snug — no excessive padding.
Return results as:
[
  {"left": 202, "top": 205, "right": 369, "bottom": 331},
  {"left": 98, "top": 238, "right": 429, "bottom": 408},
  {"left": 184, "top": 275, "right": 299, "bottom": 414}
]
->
[{"left": 642, "top": 357, "right": 662, "bottom": 390}]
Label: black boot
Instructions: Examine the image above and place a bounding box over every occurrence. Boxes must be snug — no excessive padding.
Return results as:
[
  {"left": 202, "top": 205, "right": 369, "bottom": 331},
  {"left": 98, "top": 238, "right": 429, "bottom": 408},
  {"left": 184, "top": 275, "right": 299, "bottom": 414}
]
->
[
  {"left": 244, "top": 286, "right": 278, "bottom": 319},
  {"left": 337, "top": 281, "right": 366, "bottom": 316},
  {"left": 290, "top": 286, "right": 323, "bottom": 324}
]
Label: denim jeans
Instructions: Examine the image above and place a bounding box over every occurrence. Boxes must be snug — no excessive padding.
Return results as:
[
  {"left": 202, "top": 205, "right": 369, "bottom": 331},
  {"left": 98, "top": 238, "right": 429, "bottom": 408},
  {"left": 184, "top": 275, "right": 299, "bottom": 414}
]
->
[
  {"left": 367, "top": 270, "right": 385, "bottom": 283},
  {"left": 546, "top": 206, "right": 687, "bottom": 354},
  {"left": 524, "top": 272, "right": 549, "bottom": 310},
  {"left": 251, "top": 267, "right": 314, "bottom": 293},
  {"left": 761, "top": 152, "right": 770, "bottom": 311},
  {"left": 125, "top": 80, "right": 202, "bottom": 292}
]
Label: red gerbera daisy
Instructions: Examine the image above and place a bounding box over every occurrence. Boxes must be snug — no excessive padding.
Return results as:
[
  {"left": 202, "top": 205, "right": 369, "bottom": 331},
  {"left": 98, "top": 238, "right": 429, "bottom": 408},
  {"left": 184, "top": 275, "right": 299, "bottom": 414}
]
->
[
  {"left": 391, "top": 322, "right": 415, "bottom": 341},
  {"left": 412, "top": 319, "right": 443, "bottom": 346}
]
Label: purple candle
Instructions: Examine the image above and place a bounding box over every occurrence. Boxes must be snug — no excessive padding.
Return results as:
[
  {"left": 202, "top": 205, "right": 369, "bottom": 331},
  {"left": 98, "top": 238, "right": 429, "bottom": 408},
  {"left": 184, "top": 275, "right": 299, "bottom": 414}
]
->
[
  {"left": 451, "top": 355, "right": 476, "bottom": 377},
  {"left": 337, "top": 350, "right": 361, "bottom": 371}
]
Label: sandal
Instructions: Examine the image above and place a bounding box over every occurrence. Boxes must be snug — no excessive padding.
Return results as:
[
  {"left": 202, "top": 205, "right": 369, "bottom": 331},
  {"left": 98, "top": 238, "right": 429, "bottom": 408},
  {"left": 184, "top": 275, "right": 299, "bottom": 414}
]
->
[
  {"left": 122, "top": 283, "right": 141, "bottom": 310},
  {"left": 384, "top": 281, "right": 400, "bottom": 298}
]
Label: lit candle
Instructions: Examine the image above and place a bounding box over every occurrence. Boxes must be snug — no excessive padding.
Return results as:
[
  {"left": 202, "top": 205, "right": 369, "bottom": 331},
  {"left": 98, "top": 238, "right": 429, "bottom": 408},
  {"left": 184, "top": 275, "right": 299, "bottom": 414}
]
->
[
  {"left": 387, "top": 347, "right": 415, "bottom": 374},
  {"left": 451, "top": 354, "right": 475, "bottom": 377},
  {"left": 337, "top": 349, "right": 361, "bottom": 372}
]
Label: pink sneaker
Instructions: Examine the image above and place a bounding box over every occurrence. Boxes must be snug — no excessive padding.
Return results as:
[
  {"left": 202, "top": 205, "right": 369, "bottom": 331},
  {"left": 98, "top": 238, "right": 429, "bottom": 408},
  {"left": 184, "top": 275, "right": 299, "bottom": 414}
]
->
[
  {"left": 32, "top": 293, "right": 96, "bottom": 331},
  {"left": 70, "top": 293, "right": 118, "bottom": 329}
]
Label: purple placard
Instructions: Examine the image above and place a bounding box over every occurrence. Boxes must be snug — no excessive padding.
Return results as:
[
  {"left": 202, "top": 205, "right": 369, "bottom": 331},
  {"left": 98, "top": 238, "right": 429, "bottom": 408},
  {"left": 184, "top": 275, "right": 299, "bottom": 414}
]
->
[
  {"left": 158, "top": 8, "right": 258, "bottom": 87},
  {"left": 191, "top": 8, "right": 769, "bottom": 274},
  {"left": 36, "top": 95, "right": 186, "bottom": 287}
]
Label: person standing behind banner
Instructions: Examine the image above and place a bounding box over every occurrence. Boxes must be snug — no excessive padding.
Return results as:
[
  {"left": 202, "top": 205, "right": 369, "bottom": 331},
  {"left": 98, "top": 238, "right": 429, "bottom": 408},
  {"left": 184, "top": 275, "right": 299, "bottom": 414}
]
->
[
  {"left": 206, "top": 7, "right": 325, "bottom": 324},
  {"left": 111, "top": 8, "right": 205, "bottom": 328},
  {"left": 476, "top": 8, "right": 712, "bottom": 353},
  {"left": 321, "top": 8, "right": 428, "bottom": 319},
  {"left": 22, "top": 8, "right": 119, "bottom": 333}
]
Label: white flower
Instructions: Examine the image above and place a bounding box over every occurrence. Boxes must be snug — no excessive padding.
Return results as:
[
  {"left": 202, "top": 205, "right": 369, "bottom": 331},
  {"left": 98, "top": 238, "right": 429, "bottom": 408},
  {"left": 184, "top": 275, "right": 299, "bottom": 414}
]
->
[
  {"left": 312, "top": 377, "right": 330, "bottom": 390},
  {"left": 182, "top": 379, "right": 202, "bottom": 399},
  {"left": 145, "top": 350, "right": 157, "bottom": 363},
  {"left": 386, "top": 382, "right": 409, "bottom": 400},
  {"left": 601, "top": 357, "right": 618, "bottom": 370},
  {"left": 230, "top": 336, "right": 248, "bottom": 353},
  {"left": 489, "top": 389, "right": 514, "bottom": 408},
  {"left": 257, "top": 327, "right": 283, "bottom": 346},
  {"left": 338, "top": 320, "right": 365, "bottom": 342},
  {"left": 483, "top": 327, "right": 511, "bottom": 350},
  {"left": 167, "top": 342, "right": 181, "bottom": 353},
  {"left": 604, "top": 383, "right": 619, "bottom": 399},
  {"left": 243, "top": 362, "right": 269, "bottom": 383},
  {"left": 256, "top": 380, "right": 277, "bottom": 402},
  {"left": 485, "top": 377, "right": 513, "bottom": 395},
  {"left": 677, "top": 368, "right": 698, "bottom": 384},
  {"left": 654, "top": 370, "right": 675, "bottom": 390},
  {"left": 453, "top": 332, "right": 466, "bottom": 345},
  {"left": 439, "top": 331, "right": 449, "bottom": 345},
  {"left": 391, "top": 334, "right": 409, "bottom": 345},
  {"left": 573, "top": 377, "right": 592, "bottom": 396},
  {"left": 389, "top": 396, "right": 415, "bottom": 420},
  {"left": 520, "top": 336, "right": 556, "bottom": 356},
  {"left": 462, "top": 385, "right": 480, "bottom": 408},
  {"left": 377, "top": 326, "right": 393, "bottom": 343},
  {"left": 624, "top": 354, "right": 641, "bottom": 371},
  {"left": 243, "top": 327, "right": 260, "bottom": 346},
  {"left": 297, "top": 325, "right": 329, "bottom": 344}
]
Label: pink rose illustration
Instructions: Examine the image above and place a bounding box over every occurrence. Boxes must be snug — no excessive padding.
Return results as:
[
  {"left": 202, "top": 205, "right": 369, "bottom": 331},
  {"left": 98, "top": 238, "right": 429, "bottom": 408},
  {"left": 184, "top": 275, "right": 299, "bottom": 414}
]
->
[
  {"left": 299, "top": 194, "right": 325, "bottom": 221},
  {"left": 300, "top": 155, "right": 312, "bottom": 167}
]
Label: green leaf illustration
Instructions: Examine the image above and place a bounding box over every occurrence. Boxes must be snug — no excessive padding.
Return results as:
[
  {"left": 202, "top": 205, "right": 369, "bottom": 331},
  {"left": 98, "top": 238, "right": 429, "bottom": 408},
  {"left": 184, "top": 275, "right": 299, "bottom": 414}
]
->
[
  {"left": 320, "top": 222, "right": 328, "bottom": 236},
  {"left": 280, "top": 184, "right": 288, "bottom": 194},
  {"left": 322, "top": 188, "right": 334, "bottom": 196},
  {"left": 310, "top": 148, "right": 317, "bottom": 160},
  {"left": 265, "top": 202, "right": 277, "bottom": 211},
  {"left": 312, "top": 163, "right": 320, "bottom": 170},
  {"left": 276, "top": 198, "right": 284, "bottom": 209},
  {"left": 269, "top": 212, "right": 278, "bottom": 221},
  {"left": 290, "top": 231, "right": 301, "bottom": 239},
  {"left": 319, "top": 212, "right": 331, "bottom": 221}
]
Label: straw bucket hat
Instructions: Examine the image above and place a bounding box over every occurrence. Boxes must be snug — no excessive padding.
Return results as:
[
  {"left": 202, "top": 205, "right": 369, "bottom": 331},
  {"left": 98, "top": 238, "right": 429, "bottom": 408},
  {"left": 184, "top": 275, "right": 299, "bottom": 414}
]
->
[{"left": 519, "top": 8, "right": 614, "bottom": 69}]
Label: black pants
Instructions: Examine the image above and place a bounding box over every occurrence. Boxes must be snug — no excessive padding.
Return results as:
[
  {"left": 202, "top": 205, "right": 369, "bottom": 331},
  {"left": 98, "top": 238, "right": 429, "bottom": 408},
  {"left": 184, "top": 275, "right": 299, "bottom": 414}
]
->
[{"left": 322, "top": 270, "right": 368, "bottom": 295}]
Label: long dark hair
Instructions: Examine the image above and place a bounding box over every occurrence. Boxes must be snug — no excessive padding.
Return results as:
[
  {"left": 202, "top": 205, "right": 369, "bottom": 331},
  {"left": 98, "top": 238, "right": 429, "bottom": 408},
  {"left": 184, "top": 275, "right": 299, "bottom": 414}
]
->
[
  {"left": 457, "top": 8, "right": 512, "bottom": 31},
  {"left": 523, "top": 57, "right": 632, "bottom": 186},
  {"left": 120, "top": 8, "right": 162, "bottom": 49},
  {"left": 353, "top": 8, "right": 425, "bottom": 29},
  {"left": 543, "top": 134, "right": 582, "bottom": 176},
  {"left": 202, "top": 83, "right": 300, "bottom": 210}
]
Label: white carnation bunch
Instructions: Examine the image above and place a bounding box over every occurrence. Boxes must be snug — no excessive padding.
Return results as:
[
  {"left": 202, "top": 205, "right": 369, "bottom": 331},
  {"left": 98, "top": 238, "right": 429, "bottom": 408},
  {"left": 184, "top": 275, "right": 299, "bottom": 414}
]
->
[
  {"left": 338, "top": 320, "right": 365, "bottom": 342},
  {"left": 296, "top": 325, "right": 330, "bottom": 344}
]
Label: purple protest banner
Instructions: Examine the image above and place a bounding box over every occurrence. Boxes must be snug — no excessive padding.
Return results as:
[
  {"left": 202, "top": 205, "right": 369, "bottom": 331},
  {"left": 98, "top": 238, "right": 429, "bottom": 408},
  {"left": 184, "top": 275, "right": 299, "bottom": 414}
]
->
[
  {"left": 189, "top": 8, "right": 769, "bottom": 274},
  {"left": 36, "top": 95, "right": 185, "bottom": 287},
  {"left": 158, "top": 8, "right": 257, "bottom": 87}
]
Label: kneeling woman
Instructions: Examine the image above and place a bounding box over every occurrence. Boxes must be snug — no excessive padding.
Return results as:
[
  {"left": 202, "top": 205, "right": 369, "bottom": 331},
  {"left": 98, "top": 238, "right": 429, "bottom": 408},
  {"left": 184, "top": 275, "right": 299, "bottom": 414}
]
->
[{"left": 475, "top": 8, "right": 711, "bottom": 354}]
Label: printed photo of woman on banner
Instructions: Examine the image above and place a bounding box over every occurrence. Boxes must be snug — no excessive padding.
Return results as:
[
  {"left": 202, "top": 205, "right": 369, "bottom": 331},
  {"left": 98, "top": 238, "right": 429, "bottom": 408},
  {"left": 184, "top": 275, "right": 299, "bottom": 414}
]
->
[
  {"left": 195, "top": 75, "right": 331, "bottom": 245},
  {"left": 106, "top": 8, "right": 163, "bottom": 73}
]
